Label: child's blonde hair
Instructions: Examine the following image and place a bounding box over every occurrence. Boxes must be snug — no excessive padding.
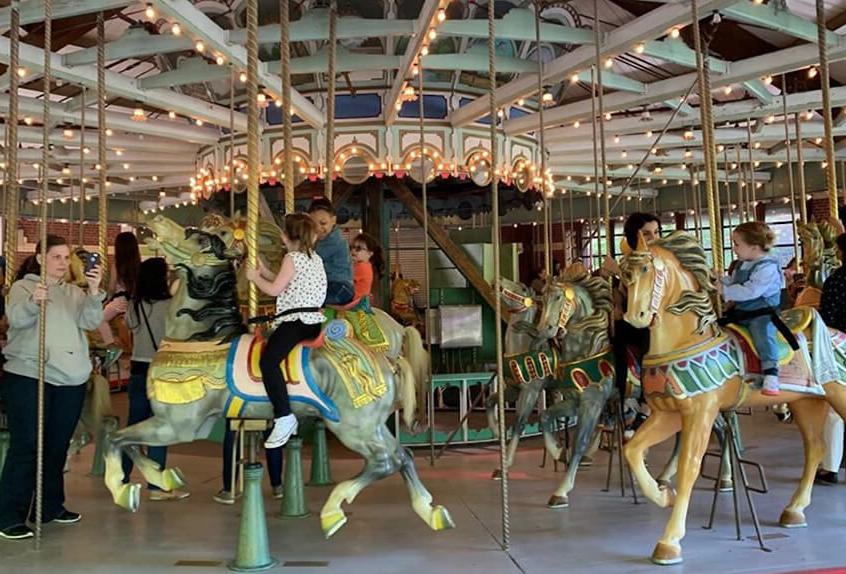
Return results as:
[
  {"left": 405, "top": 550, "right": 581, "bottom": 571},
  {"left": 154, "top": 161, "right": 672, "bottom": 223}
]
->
[
  {"left": 282, "top": 213, "right": 317, "bottom": 256},
  {"left": 734, "top": 221, "right": 775, "bottom": 252}
]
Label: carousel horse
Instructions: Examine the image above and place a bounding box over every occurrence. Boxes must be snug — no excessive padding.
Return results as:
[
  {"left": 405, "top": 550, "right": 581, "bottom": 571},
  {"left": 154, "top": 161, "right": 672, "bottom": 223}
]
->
[
  {"left": 101, "top": 215, "right": 453, "bottom": 538},
  {"left": 794, "top": 219, "right": 844, "bottom": 308},
  {"left": 619, "top": 230, "right": 846, "bottom": 565},
  {"left": 390, "top": 275, "right": 422, "bottom": 329}
]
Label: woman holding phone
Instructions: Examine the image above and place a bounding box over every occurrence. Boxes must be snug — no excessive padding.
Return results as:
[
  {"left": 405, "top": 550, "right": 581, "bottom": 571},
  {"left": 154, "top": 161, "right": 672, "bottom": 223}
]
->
[{"left": 0, "top": 235, "right": 105, "bottom": 540}]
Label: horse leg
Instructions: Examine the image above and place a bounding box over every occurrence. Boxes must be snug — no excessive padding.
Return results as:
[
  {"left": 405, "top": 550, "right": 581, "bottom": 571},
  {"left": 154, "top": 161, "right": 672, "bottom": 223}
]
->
[
  {"left": 319, "top": 423, "right": 402, "bottom": 538},
  {"left": 490, "top": 384, "right": 521, "bottom": 479},
  {"left": 623, "top": 409, "right": 681, "bottom": 508},
  {"left": 779, "top": 397, "right": 828, "bottom": 528},
  {"left": 397, "top": 446, "right": 455, "bottom": 531},
  {"left": 504, "top": 381, "right": 542, "bottom": 468},
  {"left": 540, "top": 394, "right": 578, "bottom": 464},
  {"left": 655, "top": 433, "right": 680, "bottom": 488},
  {"left": 104, "top": 416, "right": 188, "bottom": 512},
  {"left": 652, "top": 402, "right": 719, "bottom": 566},
  {"left": 548, "top": 381, "right": 612, "bottom": 509}
]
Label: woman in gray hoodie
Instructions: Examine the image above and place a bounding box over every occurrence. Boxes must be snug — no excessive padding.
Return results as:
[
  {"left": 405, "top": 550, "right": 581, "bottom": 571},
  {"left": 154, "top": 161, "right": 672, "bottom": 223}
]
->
[{"left": 0, "top": 234, "right": 104, "bottom": 540}]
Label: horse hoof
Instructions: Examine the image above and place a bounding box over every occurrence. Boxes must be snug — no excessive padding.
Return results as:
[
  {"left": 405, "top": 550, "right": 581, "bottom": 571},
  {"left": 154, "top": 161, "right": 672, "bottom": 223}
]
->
[
  {"left": 547, "top": 495, "right": 569, "bottom": 509},
  {"left": 162, "top": 468, "right": 187, "bottom": 491},
  {"left": 116, "top": 483, "right": 141, "bottom": 512},
  {"left": 491, "top": 468, "right": 503, "bottom": 481},
  {"left": 718, "top": 479, "right": 734, "bottom": 493},
  {"left": 430, "top": 505, "right": 456, "bottom": 531},
  {"left": 321, "top": 511, "right": 348, "bottom": 539},
  {"left": 656, "top": 479, "right": 672, "bottom": 489},
  {"left": 578, "top": 457, "right": 593, "bottom": 468},
  {"left": 651, "top": 542, "right": 683, "bottom": 565},
  {"left": 779, "top": 509, "right": 807, "bottom": 529}
]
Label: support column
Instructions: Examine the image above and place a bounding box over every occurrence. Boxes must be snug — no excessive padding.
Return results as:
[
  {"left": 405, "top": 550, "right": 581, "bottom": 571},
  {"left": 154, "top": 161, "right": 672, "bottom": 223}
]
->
[{"left": 363, "top": 180, "right": 385, "bottom": 306}]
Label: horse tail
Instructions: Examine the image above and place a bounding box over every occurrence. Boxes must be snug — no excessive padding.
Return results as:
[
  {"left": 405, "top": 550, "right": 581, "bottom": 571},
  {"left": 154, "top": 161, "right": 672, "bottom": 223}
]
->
[
  {"left": 402, "top": 326, "right": 429, "bottom": 422},
  {"left": 394, "top": 356, "right": 417, "bottom": 429}
]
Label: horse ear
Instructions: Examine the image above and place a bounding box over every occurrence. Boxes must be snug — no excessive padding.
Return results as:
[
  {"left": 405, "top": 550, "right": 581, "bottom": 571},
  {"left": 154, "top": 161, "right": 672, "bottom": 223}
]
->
[
  {"left": 636, "top": 230, "right": 648, "bottom": 252},
  {"left": 620, "top": 238, "right": 632, "bottom": 256}
]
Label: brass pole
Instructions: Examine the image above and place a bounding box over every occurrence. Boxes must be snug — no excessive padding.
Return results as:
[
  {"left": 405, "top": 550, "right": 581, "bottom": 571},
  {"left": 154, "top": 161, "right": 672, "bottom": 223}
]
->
[
  {"left": 794, "top": 113, "right": 808, "bottom": 223},
  {"left": 4, "top": 1, "right": 20, "bottom": 291},
  {"left": 246, "top": 0, "right": 260, "bottom": 318},
  {"left": 280, "top": 0, "right": 294, "bottom": 213},
  {"left": 593, "top": 0, "right": 610, "bottom": 256},
  {"left": 781, "top": 76, "right": 800, "bottom": 264},
  {"left": 817, "top": 0, "right": 838, "bottom": 218},
  {"left": 324, "top": 0, "right": 336, "bottom": 200},
  {"left": 97, "top": 12, "right": 108, "bottom": 277}
]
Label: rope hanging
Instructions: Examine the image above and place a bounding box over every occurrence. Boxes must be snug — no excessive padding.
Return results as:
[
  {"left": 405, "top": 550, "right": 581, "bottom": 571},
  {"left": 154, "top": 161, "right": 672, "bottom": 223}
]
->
[
  {"left": 324, "top": 0, "right": 337, "bottom": 201},
  {"left": 781, "top": 75, "right": 800, "bottom": 265},
  {"left": 229, "top": 68, "right": 235, "bottom": 218},
  {"left": 734, "top": 146, "right": 742, "bottom": 226},
  {"left": 793, "top": 112, "right": 808, "bottom": 223},
  {"left": 417, "top": 60, "right": 435, "bottom": 466},
  {"left": 280, "top": 0, "right": 294, "bottom": 213},
  {"left": 593, "top": 0, "right": 611, "bottom": 257},
  {"left": 746, "top": 119, "right": 756, "bottom": 221},
  {"left": 590, "top": 66, "right": 600, "bottom": 261},
  {"left": 97, "top": 12, "right": 108, "bottom": 277},
  {"left": 488, "top": 0, "right": 510, "bottom": 552},
  {"left": 534, "top": 0, "right": 551, "bottom": 275},
  {"left": 246, "top": 0, "right": 260, "bottom": 318},
  {"left": 4, "top": 0, "right": 20, "bottom": 291},
  {"left": 817, "top": 0, "right": 838, "bottom": 218},
  {"left": 78, "top": 88, "right": 85, "bottom": 245},
  {"left": 691, "top": 0, "right": 722, "bottom": 276},
  {"left": 35, "top": 0, "right": 53, "bottom": 549}
]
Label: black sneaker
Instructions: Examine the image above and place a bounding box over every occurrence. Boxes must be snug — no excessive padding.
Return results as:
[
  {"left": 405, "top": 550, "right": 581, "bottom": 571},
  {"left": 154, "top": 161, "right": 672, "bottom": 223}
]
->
[
  {"left": 815, "top": 470, "right": 839, "bottom": 486},
  {"left": 49, "top": 510, "right": 82, "bottom": 524},
  {"left": 0, "top": 524, "right": 34, "bottom": 540}
]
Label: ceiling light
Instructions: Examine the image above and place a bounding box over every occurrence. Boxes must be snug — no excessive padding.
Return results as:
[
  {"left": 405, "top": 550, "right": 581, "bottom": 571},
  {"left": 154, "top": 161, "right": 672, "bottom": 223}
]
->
[
  {"left": 122, "top": 163, "right": 130, "bottom": 170},
  {"left": 168, "top": 111, "right": 176, "bottom": 119},
  {"left": 669, "top": 27, "right": 681, "bottom": 39},
  {"left": 645, "top": 130, "right": 653, "bottom": 138},
  {"left": 216, "top": 55, "right": 225, "bottom": 66},
  {"left": 517, "top": 98, "right": 525, "bottom": 106},
  {"left": 105, "top": 128, "right": 113, "bottom": 136},
  {"left": 437, "top": 9, "right": 446, "bottom": 23},
  {"left": 195, "top": 41, "right": 205, "bottom": 53},
  {"left": 63, "top": 129, "right": 73, "bottom": 139},
  {"left": 723, "top": 85, "right": 732, "bottom": 95},
  {"left": 815, "top": 137, "right": 823, "bottom": 144},
  {"left": 16, "top": 67, "right": 26, "bottom": 78},
  {"left": 428, "top": 29, "right": 437, "bottom": 41},
  {"left": 808, "top": 67, "right": 818, "bottom": 79},
  {"left": 171, "top": 23, "right": 181, "bottom": 36},
  {"left": 763, "top": 75, "right": 773, "bottom": 85},
  {"left": 604, "top": 58, "right": 613, "bottom": 69},
  {"left": 570, "top": 73, "right": 580, "bottom": 84},
  {"left": 605, "top": 112, "right": 612, "bottom": 121},
  {"left": 23, "top": 116, "right": 33, "bottom": 125},
  {"left": 239, "top": 72, "right": 247, "bottom": 83},
  {"left": 634, "top": 42, "right": 645, "bottom": 54},
  {"left": 196, "top": 119, "right": 204, "bottom": 126},
  {"left": 805, "top": 110, "right": 814, "bottom": 120},
  {"left": 153, "top": 175, "right": 159, "bottom": 182},
  {"left": 420, "top": 45, "right": 429, "bottom": 56},
  {"left": 145, "top": 3, "right": 155, "bottom": 19},
  {"left": 613, "top": 135, "right": 620, "bottom": 144}
]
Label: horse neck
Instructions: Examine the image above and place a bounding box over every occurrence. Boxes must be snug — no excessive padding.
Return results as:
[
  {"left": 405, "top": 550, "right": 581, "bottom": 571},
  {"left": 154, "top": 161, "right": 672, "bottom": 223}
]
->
[
  {"left": 557, "top": 299, "right": 607, "bottom": 362},
  {"left": 504, "top": 306, "right": 536, "bottom": 354},
  {"left": 648, "top": 257, "right": 715, "bottom": 358}
]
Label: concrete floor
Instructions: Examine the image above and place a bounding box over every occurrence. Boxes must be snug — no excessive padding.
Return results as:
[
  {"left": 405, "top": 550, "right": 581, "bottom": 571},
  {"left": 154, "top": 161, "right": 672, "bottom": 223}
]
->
[{"left": 1, "top": 407, "right": 845, "bottom": 574}]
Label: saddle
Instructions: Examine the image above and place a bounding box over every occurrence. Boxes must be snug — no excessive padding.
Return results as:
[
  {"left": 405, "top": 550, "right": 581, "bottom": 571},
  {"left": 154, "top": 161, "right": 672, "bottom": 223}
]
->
[
  {"left": 724, "top": 306, "right": 813, "bottom": 374},
  {"left": 323, "top": 296, "right": 389, "bottom": 352}
]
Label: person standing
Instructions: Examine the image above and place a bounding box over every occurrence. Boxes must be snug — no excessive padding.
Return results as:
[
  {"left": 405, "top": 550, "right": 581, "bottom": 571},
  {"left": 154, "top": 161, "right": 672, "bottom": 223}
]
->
[{"left": 0, "top": 235, "right": 104, "bottom": 540}]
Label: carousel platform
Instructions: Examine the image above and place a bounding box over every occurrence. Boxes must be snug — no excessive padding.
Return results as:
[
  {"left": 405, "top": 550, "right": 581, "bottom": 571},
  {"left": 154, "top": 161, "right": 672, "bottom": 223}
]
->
[{"left": 2, "top": 403, "right": 845, "bottom": 574}]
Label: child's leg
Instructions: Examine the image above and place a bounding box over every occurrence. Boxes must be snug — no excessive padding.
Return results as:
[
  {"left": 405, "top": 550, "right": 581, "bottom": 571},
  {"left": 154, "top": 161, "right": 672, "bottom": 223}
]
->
[
  {"left": 259, "top": 324, "right": 302, "bottom": 418},
  {"left": 747, "top": 316, "right": 779, "bottom": 376}
]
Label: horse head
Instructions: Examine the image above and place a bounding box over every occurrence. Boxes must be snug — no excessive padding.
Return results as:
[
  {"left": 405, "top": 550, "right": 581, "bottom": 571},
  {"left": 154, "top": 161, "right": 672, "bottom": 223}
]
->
[
  {"left": 147, "top": 214, "right": 243, "bottom": 268},
  {"left": 620, "top": 231, "right": 717, "bottom": 343},
  {"left": 498, "top": 278, "right": 537, "bottom": 315}
]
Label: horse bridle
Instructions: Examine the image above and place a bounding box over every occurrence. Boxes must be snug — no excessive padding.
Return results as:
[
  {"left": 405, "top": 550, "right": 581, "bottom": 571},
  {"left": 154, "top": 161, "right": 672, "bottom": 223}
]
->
[
  {"left": 552, "top": 283, "right": 576, "bottom": 336},
  {"left": 500, "top": 286, "right": 534, "bottom": 313}
]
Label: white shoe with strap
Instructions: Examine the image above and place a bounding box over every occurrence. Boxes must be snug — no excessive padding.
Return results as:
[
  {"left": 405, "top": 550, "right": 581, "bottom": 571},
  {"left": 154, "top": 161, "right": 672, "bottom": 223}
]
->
[{"left": 265, "top": 414, "right": 298, "bottom": 449}]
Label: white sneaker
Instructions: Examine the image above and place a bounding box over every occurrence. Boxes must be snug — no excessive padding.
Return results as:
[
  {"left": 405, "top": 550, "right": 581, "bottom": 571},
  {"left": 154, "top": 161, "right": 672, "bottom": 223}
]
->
[
  {"left": 762, "top": 375, "right": 780, "bottom": 396},
  {"left": 264, "top": 414, "right": 298, "bottom": 449}
]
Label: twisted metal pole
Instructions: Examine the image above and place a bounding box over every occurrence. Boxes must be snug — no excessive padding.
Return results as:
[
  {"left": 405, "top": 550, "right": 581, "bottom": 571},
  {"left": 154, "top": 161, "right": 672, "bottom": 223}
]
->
[
  {"left": 280, "top": 0, "right": 294, "bottom": 213},
  {"left": 247, "top": 0, "right": 259, "bottom": 317},
  {"left": 35, "top": 0, "right": 53, "bottom": 549},
  {"left": 691, "top": 0, "right": 722, "bottom": 275},
  {"left": 534, "top": 0, "right": 550, "bottom": 275},
  {"left": 794, "top": 113, "right": 808, "bottom": 223},
  {"left": 489, "top": 0, "right": 509, "bottom": 551},
  {"left": 782, "top": 78, "right": 800, "bottom": 265},
  {"left": 230, "top": 67, "right": 235, "bottom": 218},
  {"left": 5, "top": 1, "right": 20, "bottom": 291},
  {"left": 97, "top": 12, "right": 107, "bottom": 276},
  {"left": 746, "top": 119, "right": 756, "bottom": 221},
  {"left": 78, "top": 88, "right": 85, "bottom": 246},
  {"left": 817, "top": 0, "right": 838, "bottom": 218},
  {"left": 593, "top": 0, "right": 610, "bottom": 256},
  {"left": 324, "top": 0, "right": 336, "bottom": 200}
]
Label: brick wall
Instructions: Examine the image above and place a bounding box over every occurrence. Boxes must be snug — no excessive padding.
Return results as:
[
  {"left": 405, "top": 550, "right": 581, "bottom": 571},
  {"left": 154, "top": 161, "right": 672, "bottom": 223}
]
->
[{"left": 7, "top": 218, "right": 125, "bottom": 272}]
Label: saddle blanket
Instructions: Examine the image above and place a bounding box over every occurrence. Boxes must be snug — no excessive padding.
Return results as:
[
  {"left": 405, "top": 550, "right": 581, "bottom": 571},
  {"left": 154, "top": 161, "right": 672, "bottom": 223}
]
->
[{"left": 224, "top": 333, "right": 341, "bottom": 422}]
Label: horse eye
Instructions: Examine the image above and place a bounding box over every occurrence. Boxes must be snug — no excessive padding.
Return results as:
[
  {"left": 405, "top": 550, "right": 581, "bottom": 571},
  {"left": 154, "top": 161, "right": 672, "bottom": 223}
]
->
[{"left": 642, "top": 265, "right": 648, "bottom": 273}]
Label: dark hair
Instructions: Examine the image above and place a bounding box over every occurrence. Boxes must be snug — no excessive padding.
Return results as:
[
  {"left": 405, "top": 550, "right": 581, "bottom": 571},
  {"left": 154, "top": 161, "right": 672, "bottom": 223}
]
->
[
  {"left": 837, "top": 233, "right": 846, "bottom": 263},
  {"left": 308, "top": 197, "right": 336, "bottom": 216},
  {"left": 136, "top": 257, "right": 171, "bottom": 303},
  {"left": 114, "top": 231, "right": 141, "bottom": 298},
  {"left": 16, "top": 235, "right": 68, "bottom": 280},
  {"left": 352, "top": 232, "right": 385, "bottom": 278},
  {"left": 623, "top": 212, "right": 661, "bottom": 250},
  {"left": 283, "top": 213, "right": 318, "bottom": 256}
]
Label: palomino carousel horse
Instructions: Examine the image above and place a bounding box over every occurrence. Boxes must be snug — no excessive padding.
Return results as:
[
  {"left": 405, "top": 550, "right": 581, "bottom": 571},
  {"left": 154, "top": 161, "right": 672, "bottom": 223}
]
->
[
  {"left": 798, "top": 218, "right": 842, "bottom": 292},
  {"left": 390, "top": 275, "right": 422, "bottom": 329},
  {"left": 101, "top": 215, "right": 453, "bottom": 538},
  {"left": 620, "top": 230, "right": 846, "bottom": 565}
]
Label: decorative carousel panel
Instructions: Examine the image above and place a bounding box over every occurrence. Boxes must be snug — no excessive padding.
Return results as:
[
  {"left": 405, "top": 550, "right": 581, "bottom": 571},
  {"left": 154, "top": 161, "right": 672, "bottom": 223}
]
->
[{"left": 465, "top": 149, "right": 492, "bottom": 187}]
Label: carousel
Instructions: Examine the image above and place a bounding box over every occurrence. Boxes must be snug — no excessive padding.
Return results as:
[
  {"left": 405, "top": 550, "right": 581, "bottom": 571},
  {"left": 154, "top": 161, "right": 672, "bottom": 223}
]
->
[{"left": 1, "top": 0, "right": 846, "bottom": 572}]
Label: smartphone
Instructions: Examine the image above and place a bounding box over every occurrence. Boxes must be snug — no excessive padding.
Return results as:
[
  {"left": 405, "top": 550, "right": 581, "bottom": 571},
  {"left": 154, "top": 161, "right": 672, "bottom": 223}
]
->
[{"left": 84, "top": 252, "right": 101, "bottom": 274}]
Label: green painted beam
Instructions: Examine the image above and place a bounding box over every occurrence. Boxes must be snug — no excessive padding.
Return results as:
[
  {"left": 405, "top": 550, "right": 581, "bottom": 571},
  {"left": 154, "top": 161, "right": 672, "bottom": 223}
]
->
[
  {"left": 268, "top": 51, "right": 402, "bottom": 75},
  {"left": 743, "top": 79, "right": 775, "bottom": 105},
  {"left": 439, "top": 8, "right": 594, "bottom": 44},
  {"left": 664, "top": 99, "right": 695, "bottom": 116},
  {"left": 424, "top": 53, "right": 536, "bottom": 74},
  {"left": 63, "top": 29, "right": 193, "bottom": 66},
  {"left": 228, "top": 11, "right": 414, "bottom": 44},
  {"left": 138, "top": 58, "right": 228, "bottom": 89},
  {"left": 642, "top": 39, "right": 728, "bottom": 73},
  {"left": 578, "top": 69, "right": 645, "bottom": 94},
  {"left": 722, "top": 1, "right": 839, "bottom": 45}
]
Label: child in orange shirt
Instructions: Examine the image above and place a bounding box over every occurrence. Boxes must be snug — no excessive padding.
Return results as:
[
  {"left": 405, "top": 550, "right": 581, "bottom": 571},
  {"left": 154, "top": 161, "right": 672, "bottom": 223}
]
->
[{"left": 350, "top": 232, "right": 384, "bottom": 302}]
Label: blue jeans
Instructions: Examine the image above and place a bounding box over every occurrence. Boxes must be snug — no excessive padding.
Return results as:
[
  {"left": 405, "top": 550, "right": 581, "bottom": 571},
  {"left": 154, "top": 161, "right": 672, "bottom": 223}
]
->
[
  {"left": 0, "top": 372, "right": 86, "bottom": 528},
  {"left": 222, "top": 428, "right": 283, "bottom": 491},
  {"left": 121, "top": 362, "right": 167, "bottom": 490},
  {"left": 325, "top": 281, "right": 354, "bottom": 306},
  {"left": 740, "top": 316, "right": 779, "bottom": 374}
]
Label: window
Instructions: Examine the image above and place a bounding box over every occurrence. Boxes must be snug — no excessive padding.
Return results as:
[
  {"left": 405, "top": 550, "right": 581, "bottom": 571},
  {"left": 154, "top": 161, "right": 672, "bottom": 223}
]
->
[{"left": 765, "top": 203, "right": 798, "bottom": 270}]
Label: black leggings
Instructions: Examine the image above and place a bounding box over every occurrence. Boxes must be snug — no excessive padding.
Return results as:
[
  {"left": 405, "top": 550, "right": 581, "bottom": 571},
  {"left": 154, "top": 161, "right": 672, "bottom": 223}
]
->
[
  {"left": 260, "top": 320, "right": 322, "bottom": 418},
  {"left": 613, "top": 319, "right": 650, "bottom": 401}
]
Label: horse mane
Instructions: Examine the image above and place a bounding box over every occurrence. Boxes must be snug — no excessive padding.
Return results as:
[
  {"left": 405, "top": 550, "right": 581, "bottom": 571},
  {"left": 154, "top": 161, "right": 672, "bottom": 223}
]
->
[
  {"left": 652, "top": 231, "right": 718, "bottom": 335},
  {"left": 556, "top": 262, "right": 612, "bottom": 352},
  {"left": 174, "top": 262, "right": 245, "bottom": 341}
]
